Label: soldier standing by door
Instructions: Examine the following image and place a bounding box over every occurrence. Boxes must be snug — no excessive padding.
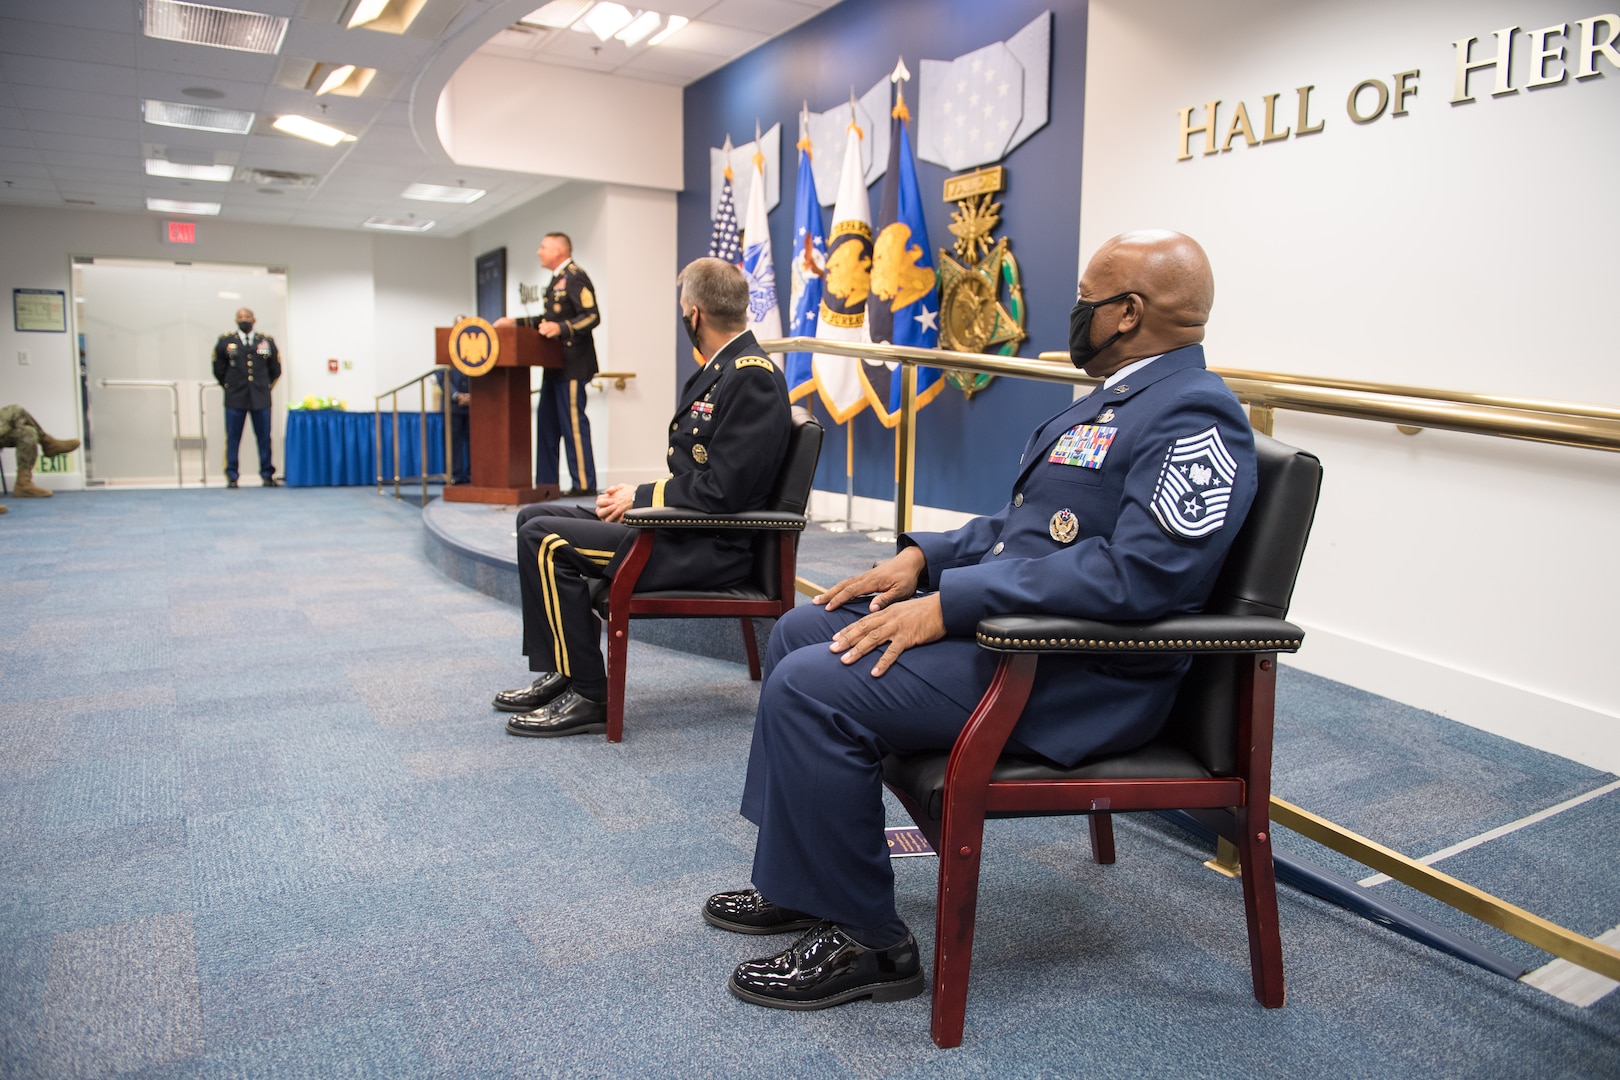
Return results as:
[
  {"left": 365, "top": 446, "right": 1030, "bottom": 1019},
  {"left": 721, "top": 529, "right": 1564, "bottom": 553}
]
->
[{"left": 212, "top": 306, "right": 281, "bottom": 488}]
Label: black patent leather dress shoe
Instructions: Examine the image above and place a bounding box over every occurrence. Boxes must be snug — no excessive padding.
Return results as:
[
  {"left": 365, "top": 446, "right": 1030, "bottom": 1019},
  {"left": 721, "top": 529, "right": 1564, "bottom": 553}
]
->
[
  {"left": 704, "top": 889, "right": 820, "bottom": 935},
  {"left": 226, "top": 479, "right": 238, "bottom": 489},
  {"left": 492, "top": 672, "right": 571, "bottom": 713},
  {"left": 729, "top": 921, "right": 924, "bottom": 1010},
  {"left": 505, "top": 689, "right": 607, "bottom": 738},
  {"left": 262, "top": 477, "right": 279, "bottom": 487},
  {"left": 564, "top": 487, "right": 597, "bottom": 498}
]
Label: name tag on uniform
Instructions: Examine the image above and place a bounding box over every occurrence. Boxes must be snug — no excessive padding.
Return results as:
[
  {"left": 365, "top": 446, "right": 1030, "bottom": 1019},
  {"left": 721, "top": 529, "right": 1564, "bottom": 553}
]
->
[{"left": 1048, "top": 424, "right": 1117, "bottom": 469}]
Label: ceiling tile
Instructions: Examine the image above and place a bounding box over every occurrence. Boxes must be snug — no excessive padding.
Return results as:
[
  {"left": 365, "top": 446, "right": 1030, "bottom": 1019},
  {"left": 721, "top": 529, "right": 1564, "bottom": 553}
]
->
[
  {"left": 0, "top": 127, "right": 35, "bottom": 149},
  {"left": 135, "top": 70, "right": 271, "bottom": 109},
  {"left": 4, "top": 0, "right": 142, "bottom": 35},
  {"left": 698, "top": 0, "right": 823, "bottom": 35},
  {"left": 0, "top": 144, "right": 46, "bottom": 164},
  {"left": 9, "top": 84, "right": 138, "bottom": 121},
  {"left": 2, "top": 54, "right": 139, "bottom": 96},
  {"left": 0, "top": 161, "right": 53, "bottom": 179},
  {"left": 656, "top": 20, "right": 768, "bottom": 58},
  {"left": 618, "top": 45, "right": 727, "bottom": 80},
  {"left": 136, "top": 39, "right": 280, "bottom": 83},
  {"left": 39, "top": 149, "right": 137, "bottom": 172},
  {"left": 0, "top": 105, "right": 23, "bottom": 129},
  {"left": 0, "top": 19, "right": 138, "bottom": 67},
  {"left": 22, "top": 111, "right": 143, "bottom": 142},
  {"left": 32, "top": 131, "right": 141, "bottom": 158}
]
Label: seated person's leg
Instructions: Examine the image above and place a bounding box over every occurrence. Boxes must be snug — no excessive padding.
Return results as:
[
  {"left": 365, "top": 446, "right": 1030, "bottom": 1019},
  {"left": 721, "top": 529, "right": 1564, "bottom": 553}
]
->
[{"left": 500, "top": 503, "right": 626, "bottom": 737}]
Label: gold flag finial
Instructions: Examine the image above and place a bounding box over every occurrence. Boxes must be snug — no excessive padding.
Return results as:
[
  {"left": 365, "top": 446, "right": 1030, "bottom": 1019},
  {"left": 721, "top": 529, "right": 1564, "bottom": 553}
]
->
[
  {"left": 847, "top": 87, "right": 863, "bottom": 139},
  {"left": 796, "top": 101, "right": 812, "bottom": 156},
  {"left": 752, "top": 119, "right": 765, "bottom": 172},
  {"left": 721, "top": 133, "right": 734, "bottom": 182},
  {"left": 890, "top": 57, "right": 912, "bottom": 123}
]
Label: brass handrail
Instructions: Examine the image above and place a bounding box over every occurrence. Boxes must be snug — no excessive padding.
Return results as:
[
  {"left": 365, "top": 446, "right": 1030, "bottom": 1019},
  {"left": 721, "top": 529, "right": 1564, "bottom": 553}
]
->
[{"left": 371, "top": 368, "right": 452, "bottom": 507}]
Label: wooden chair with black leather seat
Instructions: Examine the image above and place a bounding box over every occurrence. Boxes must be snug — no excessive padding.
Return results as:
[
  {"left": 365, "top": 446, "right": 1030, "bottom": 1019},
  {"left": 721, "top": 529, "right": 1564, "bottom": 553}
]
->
[
  {"left": 880, "top": 432, "right": 1323, "bottom": 1048},
  {"left": 597, "top": 406, "right": 824, "bottom": 743}
]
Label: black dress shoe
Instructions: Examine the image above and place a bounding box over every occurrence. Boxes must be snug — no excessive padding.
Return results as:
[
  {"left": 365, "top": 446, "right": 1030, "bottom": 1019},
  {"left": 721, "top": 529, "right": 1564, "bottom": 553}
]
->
[
  {"left": 505, "top": 689, "right": 607, "bottom": 738},
  {"left": 492, "top": 672, "right": 571, "bottom": 713},
  {"left": 262, "top": 477, "right": 279, "bottom": 487},
  {"left": 729, "top": 921, "right": 924, "bottom": 1010},
  {"left": 564, "top": 487, "right": 597, "bottom": 498},
  {"left": 704, "top": 889, "right": 820, "bottom": 935},
  {"left": 226, "top": 479, "right": 238, "bottom": 489}
]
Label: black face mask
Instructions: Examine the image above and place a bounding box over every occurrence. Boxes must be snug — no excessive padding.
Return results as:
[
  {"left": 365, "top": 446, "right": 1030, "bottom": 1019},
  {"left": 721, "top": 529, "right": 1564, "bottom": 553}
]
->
[
  {"left": 682, "top": 309, "right": 702, "bottom": 354},
  {"left": 237, "top": 320, "right": 254, "bottom": 334},
  {"left": 1067, "top": 293, "right": 1130, "bottom": 369}
]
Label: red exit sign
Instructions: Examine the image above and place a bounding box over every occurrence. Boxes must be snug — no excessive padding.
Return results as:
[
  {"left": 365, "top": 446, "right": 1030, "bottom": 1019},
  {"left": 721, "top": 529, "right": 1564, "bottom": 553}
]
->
[{"left": 166, "top": 221, "right": 196, "bottom": 244}]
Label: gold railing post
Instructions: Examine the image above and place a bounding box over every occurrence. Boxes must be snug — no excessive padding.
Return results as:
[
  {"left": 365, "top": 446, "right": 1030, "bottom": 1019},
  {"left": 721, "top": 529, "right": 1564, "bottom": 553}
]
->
[{"left": 896, "top": 361, "right": 918, "bottom": 534}]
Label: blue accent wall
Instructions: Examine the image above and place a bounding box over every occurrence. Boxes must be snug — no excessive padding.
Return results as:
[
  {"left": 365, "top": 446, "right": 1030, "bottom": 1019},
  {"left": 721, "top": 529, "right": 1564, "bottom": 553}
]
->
[{"left": 679, "top": 0, "right": 1089, "bottom": 516}]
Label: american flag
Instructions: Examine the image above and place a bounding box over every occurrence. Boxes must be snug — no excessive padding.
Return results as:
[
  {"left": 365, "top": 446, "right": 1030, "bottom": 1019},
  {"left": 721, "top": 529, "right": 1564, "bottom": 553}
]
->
[{"left": 708, "top": 172, "right": 742, "bottom": 264}]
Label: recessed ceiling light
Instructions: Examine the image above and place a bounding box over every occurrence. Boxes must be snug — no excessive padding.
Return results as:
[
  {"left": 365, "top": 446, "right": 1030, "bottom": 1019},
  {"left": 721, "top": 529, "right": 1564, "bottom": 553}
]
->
[
  {"left": 363, "top": 216, "right": 435, "bottom": 232},
  {"left": 520, "top": 0, "right": 593, "bottom": 29},
  {"left": 401, "top": 183, "right": 486, "bottom": 204},
  {"left": 317, "top": 64, "right": 356, "bottom": 95},
  {"left": 272, "top": 114, "right": 356, "bottom": 146},
  {"left": 144, "top": 99, "right": 255, "bottom": 134},
  {"left": 145, "top": 158, "right": 235, "bottom": 181},
  {"left": 346, "top": 0, "right": 429, "bottom": 34},
  {"left": 180, "top": 86, "right": 226, "bottom": 100},
  {"left": 147, "top": 197, "right": 221, "bottom": 215},
  {"left": 577, "top": 1, "right": 631, "bottom": 40},
  {"left": 646, "top": 14, "right": 687, "bottom": 46},
  {"left": 143, "top": 0, "right": 288, "bottom": 54},
  {"left": 616, "top": 10, "right": 659, "bottom": 45}
]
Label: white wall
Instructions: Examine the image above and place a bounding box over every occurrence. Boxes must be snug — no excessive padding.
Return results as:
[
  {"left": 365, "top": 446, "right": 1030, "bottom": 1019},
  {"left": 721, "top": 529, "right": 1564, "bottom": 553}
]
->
[
  {"left": 0, "top": 205, "right": 473, "bottom": 487},
  {"left": 439, "top": 56, "right": 683, "bottom": 191},
  {"left": 465, "top": 180, "right": 679, "bottom": 491},
  {"left": 1081, "top": 0, "right": 1620, "bottom": 768}
]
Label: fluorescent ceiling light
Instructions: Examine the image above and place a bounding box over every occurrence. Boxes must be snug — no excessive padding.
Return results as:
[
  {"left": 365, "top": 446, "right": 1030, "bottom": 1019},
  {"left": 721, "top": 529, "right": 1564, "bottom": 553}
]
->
[
  {"left": 616, "top": 10, "right": 659, "bottom": 45},
  {"left": 316, "top": 64, "right": 356, "bottom": 95},
  {"left": 347, "top": 0, "right": 388, "bottom": 27},
  {"left": 272, "top": 114, "right": 356, "bottom": 146},
  {"left": 577, "top": 1, "right": 631, "bottom": 40},
  {"left": 143, "top": 0, "right": 288, "bottom": 54},
  {"left": 143, "top": 99, "right": 255, "bottom": 134},
  {"left": 520, "top": 0, "right": 593, "bottom": 29},
  {"left": 363, "top": 216, "right": 435, "bottom": 232},
  {"left": 402, "top": 183, "right": 486, "bottom": 204},
  {"left": 647, "top": 14, "right": 687, "bottom": 45},
  {"left": 147, "top": 197, "right": 221, "bottom": 215},
  {"left": 145, "top": 158, "right": 235, "bottom": 181}
]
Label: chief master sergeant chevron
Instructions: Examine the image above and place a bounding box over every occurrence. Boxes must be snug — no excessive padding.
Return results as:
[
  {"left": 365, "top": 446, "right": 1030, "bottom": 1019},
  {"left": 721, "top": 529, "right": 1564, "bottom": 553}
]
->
[{"left": 703, "top": 230, "right": 1260, "bottom": 1011}]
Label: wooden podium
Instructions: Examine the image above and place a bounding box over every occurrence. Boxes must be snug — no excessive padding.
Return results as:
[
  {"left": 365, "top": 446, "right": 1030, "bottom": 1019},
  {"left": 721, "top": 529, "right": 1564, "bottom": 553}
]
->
[{"left": 435, "top": 323, "right": 563, "bottom": 504}]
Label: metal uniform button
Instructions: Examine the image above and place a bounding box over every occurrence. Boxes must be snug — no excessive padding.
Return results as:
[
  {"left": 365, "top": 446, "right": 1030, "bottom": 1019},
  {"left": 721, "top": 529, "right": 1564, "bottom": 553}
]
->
[
  {"left": 667, "top": 447, "right": 673, "bottom": 457},
  {"left": 671, "top": 422, "right": 678, "bottom": 432},
  {"left": 992, "top": 541, "right": 1005, "bottom": 555},
  {"left": 1013, "top": 493, "right": 1023, "bottom": 507}
]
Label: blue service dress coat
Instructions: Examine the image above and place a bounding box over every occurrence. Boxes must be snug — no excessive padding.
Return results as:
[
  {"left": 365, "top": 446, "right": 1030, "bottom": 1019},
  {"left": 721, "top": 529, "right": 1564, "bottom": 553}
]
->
[{"left": 740, "top": 343, "right": 1259, "bottom": 934}]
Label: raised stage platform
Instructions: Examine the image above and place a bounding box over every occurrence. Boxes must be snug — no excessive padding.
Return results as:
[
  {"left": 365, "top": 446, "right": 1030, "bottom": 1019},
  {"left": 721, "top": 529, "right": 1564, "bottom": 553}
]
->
[{"left": 423, "top": 494, "right": 897, "bottom": 665}]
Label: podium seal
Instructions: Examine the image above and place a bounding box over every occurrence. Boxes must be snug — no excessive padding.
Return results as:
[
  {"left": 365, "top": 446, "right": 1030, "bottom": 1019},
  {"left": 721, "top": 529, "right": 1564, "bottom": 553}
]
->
[{"left": 448, "top": 316, "right": 499, "bottom": 377}]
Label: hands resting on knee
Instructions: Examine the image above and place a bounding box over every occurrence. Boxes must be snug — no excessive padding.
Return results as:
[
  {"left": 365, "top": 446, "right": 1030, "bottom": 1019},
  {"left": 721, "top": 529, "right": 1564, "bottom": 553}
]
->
[{"left": 812, "top": 547, "right": 945, "bottom": 677}]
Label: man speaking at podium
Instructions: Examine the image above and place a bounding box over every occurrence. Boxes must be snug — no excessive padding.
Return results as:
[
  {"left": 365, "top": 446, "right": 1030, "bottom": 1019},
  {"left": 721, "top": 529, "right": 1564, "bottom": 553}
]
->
[
  {"left": 491, "top": 257, "right": 792, "bottom": 737},
  {"left": 495, "top": 231, "right": 600, "bottom": 496}
]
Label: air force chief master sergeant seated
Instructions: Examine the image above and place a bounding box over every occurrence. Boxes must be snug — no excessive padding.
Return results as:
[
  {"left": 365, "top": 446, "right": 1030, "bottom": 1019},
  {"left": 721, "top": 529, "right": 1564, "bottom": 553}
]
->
[
  {"left": 491, "top": 257, "right": 792, "bottom": 738},
  {"left": 704, "top": 230, "right": 1260, "bottom": 1011}
]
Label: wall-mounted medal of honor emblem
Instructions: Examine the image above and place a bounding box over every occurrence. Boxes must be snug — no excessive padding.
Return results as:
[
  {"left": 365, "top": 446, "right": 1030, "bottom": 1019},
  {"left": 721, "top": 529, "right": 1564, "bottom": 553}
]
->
[
  {"left": 448, "top": 316, "right": 499, "bottom": 377},
  {"left": 936, "top": 166, "right": 1027, "bottom": 399},
  {"left": 692, "top": 443, "right": 708, "bottom": 464},
  {"left": 1049, "top": 507, "right": 1079, "bottom": 544}
]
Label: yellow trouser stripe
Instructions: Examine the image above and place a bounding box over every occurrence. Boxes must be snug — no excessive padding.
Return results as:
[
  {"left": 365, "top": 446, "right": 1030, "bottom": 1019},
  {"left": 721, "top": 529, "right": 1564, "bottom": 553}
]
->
[
  {"left": 568, "top": 381, "right": 587, "bottom": 489},
  {"left": 538, "top": 534, "right": 570, "bottom": 676}
]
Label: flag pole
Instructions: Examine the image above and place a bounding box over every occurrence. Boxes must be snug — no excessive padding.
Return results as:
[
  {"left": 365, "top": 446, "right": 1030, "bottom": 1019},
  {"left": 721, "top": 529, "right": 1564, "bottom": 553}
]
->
[{"left": 821, "top": 421, "right": 856, "bottom": 534}]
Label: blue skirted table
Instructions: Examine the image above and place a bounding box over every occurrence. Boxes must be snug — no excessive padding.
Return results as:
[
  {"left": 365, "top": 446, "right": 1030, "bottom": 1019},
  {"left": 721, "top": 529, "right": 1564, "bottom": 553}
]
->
[{"left": 284, "top": 410, "right": 446, "bottom": 487}]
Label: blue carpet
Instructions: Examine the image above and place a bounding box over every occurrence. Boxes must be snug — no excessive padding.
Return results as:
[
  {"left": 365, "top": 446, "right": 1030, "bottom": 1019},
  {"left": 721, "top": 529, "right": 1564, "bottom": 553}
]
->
[{"left": 1, "top": 488, "right": 1616, "bottom": 1078}]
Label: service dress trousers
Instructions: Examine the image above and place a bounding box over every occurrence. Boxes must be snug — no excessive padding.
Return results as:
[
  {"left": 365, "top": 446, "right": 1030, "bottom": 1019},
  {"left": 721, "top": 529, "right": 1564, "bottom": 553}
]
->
[
  {"left": 515, "top": 503, "right": 624, "bottom": 696},
  {"left": 224, "top": 406, "right": 274, "bottom": 483},
  {"left": 739, "top": 602, "right": 1046, "bottom": 934},
  {"left": 536, "top": 368, "right": 595, "bottom": 491}
]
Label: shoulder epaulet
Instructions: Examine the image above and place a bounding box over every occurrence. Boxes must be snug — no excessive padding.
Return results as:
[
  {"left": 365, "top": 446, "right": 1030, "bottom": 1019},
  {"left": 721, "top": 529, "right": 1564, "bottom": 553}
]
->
[
  {"left": 260, "top": 334, "right": 275, "bottom": 342},
  {"left": 733, "top": 355, "right": 775, "bottom": 371}
]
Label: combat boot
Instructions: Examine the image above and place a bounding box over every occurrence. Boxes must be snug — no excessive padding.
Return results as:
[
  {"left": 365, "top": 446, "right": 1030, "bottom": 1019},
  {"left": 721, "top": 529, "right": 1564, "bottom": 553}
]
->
[
  {"left": 40, "top": 434, "right": 80, "bottom": 457},
  {"left": 14, "top": 467, "right": 52, "bottom": 497}
]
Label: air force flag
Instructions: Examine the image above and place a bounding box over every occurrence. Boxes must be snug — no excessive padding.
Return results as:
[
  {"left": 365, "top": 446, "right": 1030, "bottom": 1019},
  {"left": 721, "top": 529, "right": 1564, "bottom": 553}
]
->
[{"left": 863, "top": 86, "right": 943, "bottom": 425}]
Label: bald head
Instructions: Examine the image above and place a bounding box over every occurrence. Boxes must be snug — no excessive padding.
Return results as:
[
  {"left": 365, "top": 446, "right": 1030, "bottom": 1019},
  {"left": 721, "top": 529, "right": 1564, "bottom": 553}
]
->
[{"left": 1075, "top": 230, "right": 1213, "bottom": 376}]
